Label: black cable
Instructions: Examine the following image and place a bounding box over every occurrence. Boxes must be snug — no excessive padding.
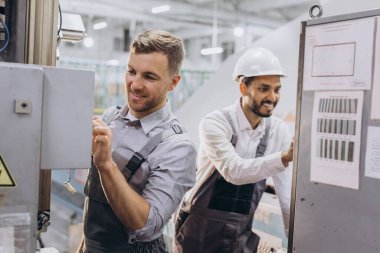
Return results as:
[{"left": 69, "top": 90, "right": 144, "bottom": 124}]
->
[
  {"left": 57, "top": 3, "right": 62, "bottom": 38},
  {"left": 38, "top": 237, "right": 45, "bottom": 248}
]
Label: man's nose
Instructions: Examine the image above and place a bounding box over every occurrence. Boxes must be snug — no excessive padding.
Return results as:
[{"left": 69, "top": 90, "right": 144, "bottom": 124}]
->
[
  {"left": 267, "top": 90, "right": 277, "bottom": 102},
  {"left": 129, "top": 75, "right": 143, "bottom": 90}
]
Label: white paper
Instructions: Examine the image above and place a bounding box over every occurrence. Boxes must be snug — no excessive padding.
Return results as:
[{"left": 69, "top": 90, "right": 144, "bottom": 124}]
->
[
  {"left": 371, "top": 17, "right": 380, "bottom": 119},
  {"left": 303, "top": 17, "right": 375, "bottom": 90},
  {"left": 310, "top": 91, "right": 363, "bottom": 189},
  {"left": 0, "top": 227, "right": 15, "bottom": 253},
  {"left": 365, "top": 127, "right": 380, "bottom": 179}
]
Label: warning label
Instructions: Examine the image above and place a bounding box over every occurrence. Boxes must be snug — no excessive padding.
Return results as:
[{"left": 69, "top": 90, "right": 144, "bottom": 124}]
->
[{"left": 0, "top": 154, "right": 16, "bottom": 187}]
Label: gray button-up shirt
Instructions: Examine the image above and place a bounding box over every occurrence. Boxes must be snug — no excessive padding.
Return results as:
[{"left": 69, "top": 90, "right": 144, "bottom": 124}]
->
[{"left": 86, "top": 101, "right": 196, "bottom": 243}]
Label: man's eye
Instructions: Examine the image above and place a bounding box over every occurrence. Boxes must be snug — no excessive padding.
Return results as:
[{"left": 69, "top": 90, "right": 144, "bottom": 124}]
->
[
  {"left": 145, "top": 75, "right": 157, "bottom": 80},
  {"left": 127, "top": 70, "right": 135, "bottom": 75}
]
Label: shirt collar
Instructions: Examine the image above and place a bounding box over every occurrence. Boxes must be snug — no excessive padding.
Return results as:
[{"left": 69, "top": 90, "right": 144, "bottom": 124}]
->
[
  {"left": 121, "top": 102, "right": 172, "bottom": 135},
  {"left": 235, "top": 98, "right": 265, "bottom": 133}
]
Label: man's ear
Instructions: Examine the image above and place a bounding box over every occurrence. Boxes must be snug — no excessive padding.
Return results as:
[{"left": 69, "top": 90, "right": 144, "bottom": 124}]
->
[
  {"left": 169, "top": 75, "right": 181, "bottom": 91},
  {"left": 240, "top": 82, "right": 247, "bottom": 96}
]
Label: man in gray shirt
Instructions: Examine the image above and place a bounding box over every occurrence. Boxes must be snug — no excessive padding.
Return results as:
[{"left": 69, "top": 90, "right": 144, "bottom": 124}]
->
[{"left": 77, "top": 30, "right": 197, "bottom": 253}]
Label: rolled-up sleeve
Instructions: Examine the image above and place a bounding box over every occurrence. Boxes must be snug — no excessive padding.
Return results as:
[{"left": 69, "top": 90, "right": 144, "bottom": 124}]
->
[{"left": 132, "top": 138, "right": 196, "bottom": 240}]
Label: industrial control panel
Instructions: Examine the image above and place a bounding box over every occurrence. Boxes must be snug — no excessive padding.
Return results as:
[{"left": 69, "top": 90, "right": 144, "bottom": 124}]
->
[
  {"left": 0, "top": 64, "right": 44, "bottom": 253},
  {"left": 0, "top": 62, "right": 94, "bottom": 253}
]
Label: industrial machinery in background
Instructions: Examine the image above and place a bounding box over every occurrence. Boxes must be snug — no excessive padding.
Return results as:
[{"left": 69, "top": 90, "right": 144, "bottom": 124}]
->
[
  {"left": 0, "top": 0, "right": 15, "bottom": 61},
  {"left": 0, "top": 1, "right": 94, "bottom": 252},
  {"left": 0, "top": 1, "right": 6, "bottom": 50}
]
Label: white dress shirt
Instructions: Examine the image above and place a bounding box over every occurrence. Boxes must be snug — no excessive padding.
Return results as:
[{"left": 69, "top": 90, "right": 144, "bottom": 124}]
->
[{"left": 184, "top": 98, "right": 293, "bottom": 234}]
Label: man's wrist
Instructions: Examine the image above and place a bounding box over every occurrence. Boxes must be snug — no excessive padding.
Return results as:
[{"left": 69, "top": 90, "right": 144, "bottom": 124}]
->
[{"left": 96, "top": 159, "right": 117, "bottom": 173}]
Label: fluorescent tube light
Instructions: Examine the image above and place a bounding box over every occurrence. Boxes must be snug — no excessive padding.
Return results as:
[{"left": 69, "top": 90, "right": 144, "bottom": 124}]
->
[
  {"left": 201, "top": 47, "right": 224, "bottom": 55},
  {"left": 152, "top": 5, "right": 170, "bottom": 14},
  {"left": 93, "top": 21, "right": 107, "bottom": 30},
  {"left": 106, "top": 59, "right": 120, "bottom": 66}
]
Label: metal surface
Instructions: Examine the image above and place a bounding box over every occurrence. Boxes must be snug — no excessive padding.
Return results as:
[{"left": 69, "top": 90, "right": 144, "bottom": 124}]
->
[
  {"left": 26, "top": 0, "right": 58, "bottom": 66},
  {"left": 40, "top": 67, "right": 94, "bottom": 170},
  {"left": 0, "top": 62, "right": 94, "bottom": 252},
  {"left": 288, "top": 20, "right": 306, "bottom": 253},
  {"left": 306, "top": 7, "right": 380, "bottom": 26},
  {"left": 0, "top": 63, "right": 44, "bottom": 253},
  {"left": 308, "top": 4, "right": 323, "bottom": 18},
  {"left": 291, "top": 8, "right": 380, "bottom": 253},
  {"left": 26, "top": 0, "right": 60, "bottom": 213}
]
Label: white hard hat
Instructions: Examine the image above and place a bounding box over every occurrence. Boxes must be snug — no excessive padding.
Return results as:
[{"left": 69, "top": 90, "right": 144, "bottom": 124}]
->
[{"left": 233, "top": 47, "right": 286, "bottom": 82}]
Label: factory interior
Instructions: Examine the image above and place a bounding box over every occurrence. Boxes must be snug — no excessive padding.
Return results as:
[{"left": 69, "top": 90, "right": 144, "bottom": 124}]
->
[{"left": 1, "top": 0, "right": 380, "bottom": 252}]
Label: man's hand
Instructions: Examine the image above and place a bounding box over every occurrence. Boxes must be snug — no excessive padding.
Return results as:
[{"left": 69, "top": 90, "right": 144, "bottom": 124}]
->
[
  {"left": 281, "top": 138, "right": 294, "bottom": 167},
  {"left": 92, "top": 116, "right": 113, "bottom": 170}
]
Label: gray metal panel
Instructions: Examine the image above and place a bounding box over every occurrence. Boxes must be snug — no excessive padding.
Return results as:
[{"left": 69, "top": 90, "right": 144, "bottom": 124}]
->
[
  {"left": 291, "top": 9, "right": 380, "bottom": 253},
  {"left": 40, "top": 67, "right": 94, "bottom": 169},
  {"left": 0, "top": 63, "right": 44, "bottom": 253}
]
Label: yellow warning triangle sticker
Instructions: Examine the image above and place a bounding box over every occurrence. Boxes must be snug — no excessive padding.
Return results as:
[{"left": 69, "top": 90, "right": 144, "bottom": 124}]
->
[{"left": 0, "top": 154, "right": 16, "bottom": 187}]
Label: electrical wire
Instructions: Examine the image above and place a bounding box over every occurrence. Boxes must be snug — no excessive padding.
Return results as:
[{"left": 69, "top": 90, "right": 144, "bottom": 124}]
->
[
  {"left": 57, "top": 3, "right": 62, "bottom": 40},
  {"left": 0, "top": 18, "right": 10, "bottom": 53}
]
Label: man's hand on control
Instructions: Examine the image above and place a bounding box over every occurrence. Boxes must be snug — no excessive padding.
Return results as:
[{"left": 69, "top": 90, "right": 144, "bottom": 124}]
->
[
  {"left": 92, "top": 116, "right": 113, "bottom": 169},
  {"left": 281, "top": 138, "right": 294, "bottom": 167}
]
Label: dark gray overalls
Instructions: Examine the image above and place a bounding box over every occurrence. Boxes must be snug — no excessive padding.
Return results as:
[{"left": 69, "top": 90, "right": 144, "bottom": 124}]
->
[
  {"left": 174, "top": 111, "right": 271, "bottom": 253},
  {"left": 84, "top": 106, "right": 183, "bottom": 253}
]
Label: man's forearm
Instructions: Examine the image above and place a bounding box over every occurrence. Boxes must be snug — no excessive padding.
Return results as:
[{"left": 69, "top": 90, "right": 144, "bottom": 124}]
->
[{"left": 97, "top": 160, "right": 150, "bottom": 231}]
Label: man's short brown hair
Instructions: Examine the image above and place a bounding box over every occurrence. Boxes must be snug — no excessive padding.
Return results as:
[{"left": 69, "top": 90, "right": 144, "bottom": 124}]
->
[{"left": 130, "top": 30, "right": 185, "bottom": 75}]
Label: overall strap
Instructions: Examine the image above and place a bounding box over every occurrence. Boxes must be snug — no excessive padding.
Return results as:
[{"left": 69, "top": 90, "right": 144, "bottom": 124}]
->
[
  {"left": 206, "top": 115, "right": 272, "bottom": 215},
  {"left": 256, "top": 118, "right": 271, "bottom": 157},
  {"left": 221, "top": 109, "right": 271, "bottom": 153},
  {"left": 102, "top": 105, "right": 122, "bottom": 125},
  {"left": 221, "top": 110, "right": 238, "bottom": 147},
  {"left": 125, "top": 123, "right": 184, "bottom": 181}
]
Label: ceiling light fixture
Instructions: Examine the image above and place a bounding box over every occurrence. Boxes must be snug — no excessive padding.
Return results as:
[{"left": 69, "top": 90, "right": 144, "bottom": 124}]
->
[
  {"left": 201, "top": 47, "right": 224, "bottom": 55},
  {"left": 152, "top": 5, "right": 170, "bottom": 14},
  {"left": 93, "top": 21, "right": 108, "bottom": 30},
  {"left": 200, "top": 0, "right": 223, "bottom": 56},
  {"left": 83, "top": 37, "right": 94, "bottom": 48},
  {"left": 106, "top": 59, "right": 120, "bottom": 66},
  {"left": 233, "top": 26, "right": 245, "bottom": 37}
]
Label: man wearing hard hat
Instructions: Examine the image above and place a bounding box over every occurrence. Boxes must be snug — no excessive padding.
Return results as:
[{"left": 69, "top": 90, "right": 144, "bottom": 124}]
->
[{"left": 173, "top": 47, "right": 294, "bottom": 253}]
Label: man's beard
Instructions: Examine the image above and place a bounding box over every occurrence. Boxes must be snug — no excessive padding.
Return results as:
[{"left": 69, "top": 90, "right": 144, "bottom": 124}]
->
[{"left": 250, "top": 100, "right": 277, "bottom": 118}]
